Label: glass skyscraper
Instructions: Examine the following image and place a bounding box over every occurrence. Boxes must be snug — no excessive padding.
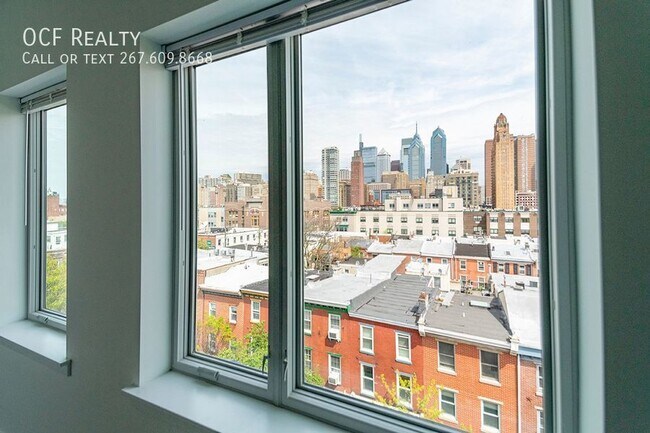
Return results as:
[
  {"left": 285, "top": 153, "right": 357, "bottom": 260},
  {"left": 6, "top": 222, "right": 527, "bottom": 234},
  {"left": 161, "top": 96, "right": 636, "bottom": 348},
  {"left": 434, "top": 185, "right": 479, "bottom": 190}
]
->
[
  {"left": 401, "top": 126, "right": 426, "bottom": 180},
  {"left": 430, "top": 126, "right": 447, "bottom": 175}
]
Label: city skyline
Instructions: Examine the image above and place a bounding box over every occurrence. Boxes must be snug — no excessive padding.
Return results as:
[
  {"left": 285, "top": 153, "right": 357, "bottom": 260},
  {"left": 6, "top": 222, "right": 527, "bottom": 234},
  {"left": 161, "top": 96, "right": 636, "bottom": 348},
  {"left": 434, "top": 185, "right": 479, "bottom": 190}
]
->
[{"left": 195, "top": 0, "right": 536, "bottom": 187}]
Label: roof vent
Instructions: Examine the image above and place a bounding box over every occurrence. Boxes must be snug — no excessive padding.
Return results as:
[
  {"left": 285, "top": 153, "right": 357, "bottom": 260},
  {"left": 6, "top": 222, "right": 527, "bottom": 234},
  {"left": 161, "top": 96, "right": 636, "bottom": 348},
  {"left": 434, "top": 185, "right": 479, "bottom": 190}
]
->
[
  {"left": 514, "top": 281, "right": 525, "bottom": 290},
  {"left": 469, "top": 300, "right": 491, "bottom": 308}
]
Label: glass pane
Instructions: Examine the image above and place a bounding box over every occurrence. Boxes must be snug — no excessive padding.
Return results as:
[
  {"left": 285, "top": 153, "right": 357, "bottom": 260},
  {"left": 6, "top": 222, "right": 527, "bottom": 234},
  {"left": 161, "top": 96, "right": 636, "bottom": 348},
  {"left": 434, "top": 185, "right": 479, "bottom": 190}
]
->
[
  {"left": 194, "top": 48, "right": 269, "bottom": 374},
  {"left": 301, "top": 0, "right": 541, "bottom": 431},
  {"left": 45, "top": 105, "right": 67, "bottom": 315}
]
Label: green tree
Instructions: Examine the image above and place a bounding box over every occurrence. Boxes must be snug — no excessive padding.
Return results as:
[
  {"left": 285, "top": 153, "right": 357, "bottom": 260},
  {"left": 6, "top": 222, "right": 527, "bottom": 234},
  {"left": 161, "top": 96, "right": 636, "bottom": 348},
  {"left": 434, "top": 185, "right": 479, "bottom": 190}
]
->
[
  {"left": 375, "top": 374, "right": 441, "bottom": 421},
  {"left": 350, "top": 246, "right": 363, "bottom": 259},
  {"left": 45, "top": 253, "right": 67, "bottom": 314},
  {"left": 304, "top": 367, "right": 326, "bottom": 386},
  {"left": 197, "top": 238, "right": 210, "bottom": 250}
]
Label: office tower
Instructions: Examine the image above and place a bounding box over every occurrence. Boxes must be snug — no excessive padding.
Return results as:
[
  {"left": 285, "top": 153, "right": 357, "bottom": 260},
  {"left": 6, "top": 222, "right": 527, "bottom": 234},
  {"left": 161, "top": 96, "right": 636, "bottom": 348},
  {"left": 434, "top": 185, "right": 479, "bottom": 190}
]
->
[
  {"left": 339, "top": 168, "right": 351, "bottom": 181},
  {"left": 234, "top": 172, "right": 263, "bottom": 184},
  {"left": 376, "top": 148, "right": 391, "bottom": 178},
  {"left": 321, "top": 146, "right": 340, "bottom": 206},
  {"left": 390, "top": 160, "right": 401, "bottom": 172},
  {"left": 350, "top": 150, "right": 365, "bottom": 206},
  {"left": 490, "top": 113, "right": 516, "bottom": 209},
  {"left": 338, "top": 181, "right": 351, "bottom": 208},
  {"left": 447, "top": 158, "right": 481, "bottom": 208},
  {"left": 381, "top": 171, "right": 410, "bottom": 189},
  {"left": 514, "top": 134, "right": 537, "bottom": 192},
  {"left": 358, "top": 135, "right": 378, "bottom": 183},
  {"left": 430, "top": 127, "right": 447, "bottom": 175},
  {"left": 401, "top": 125, "right": 426, "bottom": 180}
]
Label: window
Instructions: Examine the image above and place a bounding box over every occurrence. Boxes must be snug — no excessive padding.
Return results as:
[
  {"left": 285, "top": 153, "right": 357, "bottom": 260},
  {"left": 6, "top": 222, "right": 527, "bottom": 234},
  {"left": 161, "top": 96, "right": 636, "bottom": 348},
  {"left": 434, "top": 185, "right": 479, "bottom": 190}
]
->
[
  {"left": 360, "top": 325, "right": 374, "bottom": 354},
  {"left": 396, "top": 373, "right": 412, "bottom": 408},
  {"left": 480, "top": 350, "right": 500, "bottom": 382},
  {"left": 395, "top": 332, "right": 411, "bottom": 363},
  {"left": 460, "top": 259, "right": 467, "bottom": 270},
  {"left": 442, "top": 258, "right": 449, "bottom": 265},
  {"left": 360, "top": 363, "right": 374, "bottom": 397},
  {"left": 229, "top": 306, "right": 237, "bottom": 324},
  {"left": 449, "top": 203, "right": 455, "bottom": 209},
  {"left": 537, "top": 409, "right": 545, "bottom": 433},
  {"left": 481, "top": 400, "right": 501, "bottom": 432},
  {"left": 171, "top": 0, "right": 546, "bottom": 431},
  {"left": 328, "top": 354, "right": 341, "bottom": 386},
  {"left": 439, "top": 389, "right": 456, "bottom": 420},
  {"left": 478, "top": 261, "right": 485, "bottom": 272},
  {"left": 438, "top": 341, "right": 455, "bottom": 372},
  {"left": 251, "top": 300, "right": 261, "bottom": 323},
  {"left": 304, "top": 309, "right": 312, "bottom": 335},
  {"left": 431, "top": 217, "right": 439, "bottom": 224},
  {"left": 537, "top": 364, "right": 544, "bottom": 394},
  {"left": 415, "top": 217, "right": 423, "bottom": 223},
  {"left": 328, "top": 314, "right": 341, "bottom": 341},
  {"left": 373, "top": 216, "right": 379, "bottom": 222},
  {"left": 386, "top": 216, "right": 393, "bottom": 223},
  {"left": 26, "top": 96, "right": 68, "bottom": 328},
  {"left": 209, "top": 302, "right": 216, "bottom": 317},
  {"left": 304, "top": 348, "right": 313, "bottom": 371}
]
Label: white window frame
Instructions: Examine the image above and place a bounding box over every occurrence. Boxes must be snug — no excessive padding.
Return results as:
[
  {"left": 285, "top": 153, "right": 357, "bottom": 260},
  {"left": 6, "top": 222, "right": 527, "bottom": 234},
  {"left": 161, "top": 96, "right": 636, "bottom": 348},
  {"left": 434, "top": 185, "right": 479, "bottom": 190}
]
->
[
  {"left": 437, "top": 341, "right": 455, "bottom": 373},
  {"left": 25, "top": 84, "right": 68, "bottom": 331},
  {"left": 304, "top": 309, "right": 312, "bottom": 335},
  {"left": 480, "top": 350, "right": 500, "bottom": 384},
  {"left": 229, "top": 305, "right": 238, "bottom": 324},
  {"left": 459, "top": 259, "right": 467, "bottom": 271},
  {"left": 360, "top": 324, "right": 374, "bottom": 355},
  {"left": 478, "top": 261, "right": 485, "bottom": 272},
  {"left": 328, "top": 313, "right": 341, "bottom": 341},
  {"left": 304, "top": 348, "right": 312, "bottom": 371},
  {"left": 536, "top": 364, "right": 543, "bottom": 395},
  {"left": 438, "top": 388, "right": 457, "bottom": 422},
  {"left": 328, "top": 354, "right": 341, "bottom": 386},
  {"left": 251, "top": 300, "right": 261, "bottom": 323},
  {"left": 480, "top": 399, "right": 501, "bottom": 433},
  {"left": 396, "top": 372, "right": 413, "bottom": 409},
  {"left": 165, "top": 0, "right": 588, "bottom": 431},
  {"left": 209, "top": 302, "right": 217, "bottom": 317},
  {"left": 537, "top": 408, "right": 544, "bottom": 433},
  {"left": 360, "top": 362, "right": 375, "bottom": 397},
  {"left": 395, "top": 332, "right": 411, "bottom": 363}
]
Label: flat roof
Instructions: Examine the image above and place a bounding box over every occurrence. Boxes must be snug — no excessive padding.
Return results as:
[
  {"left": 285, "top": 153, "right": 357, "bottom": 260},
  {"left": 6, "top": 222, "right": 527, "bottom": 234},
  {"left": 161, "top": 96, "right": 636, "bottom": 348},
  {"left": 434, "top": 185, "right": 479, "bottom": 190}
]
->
[
  {"left": 393, "top": 239, "right": 424, "bottom": 255},
  {"left": 492, "top": 272, "right": 541, "bottom": 350},
  {"left": 201, "top": 262, "right": 269, "bottom": 294},
  {"left": 424, "top": 289, "right": 511, "bottom": 345},
  {"left": 351, "top": 274, "right": 430, "bottom": 328},
  {"left": 367, "top": 241, "right": 394, "bottom": 254},
  {"left": 304, "top": 274, "right": 378, "bottom": 308},
  {"left": 420, "top": 238, "right": 454, "bottom": 257},
  {"left": 196, "top": 248, "right": 268, "bottom": 271}
]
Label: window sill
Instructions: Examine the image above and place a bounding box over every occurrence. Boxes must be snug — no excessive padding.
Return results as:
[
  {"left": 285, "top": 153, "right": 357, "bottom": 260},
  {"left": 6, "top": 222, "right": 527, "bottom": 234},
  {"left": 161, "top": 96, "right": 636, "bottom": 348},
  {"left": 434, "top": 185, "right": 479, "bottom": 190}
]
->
[
  {"left": 123, "top": 371, "right": 345, "bottom": 433},
  {"left": 479, "top": 377, "right": 501, "bottom": 387},
  {"left": 437, "top": 367, "right": 457, "bottom": 376},
  {"left": 395, "top": 358, "right": 412, "bottom": 365},
  {"left": 0, "top": 319, "right": 71, "bottom": 376},
  {"left": 480, "top": 427, "right": 500, "bottom": 433},
  {"left": 439, "top": 413, "right": 458, "bottom": 424}
]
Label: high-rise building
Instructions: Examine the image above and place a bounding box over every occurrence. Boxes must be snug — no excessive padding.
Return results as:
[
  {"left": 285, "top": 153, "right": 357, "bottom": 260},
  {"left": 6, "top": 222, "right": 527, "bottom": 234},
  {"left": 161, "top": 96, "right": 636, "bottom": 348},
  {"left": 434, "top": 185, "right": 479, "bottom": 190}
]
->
[
  {"left": 234, "top": 172, "right": 263, "bottom": 185},
  {"left": 446, "top": 159, "right": 481, "bottom": 208},
  {"left": 376, "top": 148, "right": 391, "bottom": 178},
  {"left": 321, "top": 147, "right": 340, "bottom": 207},
  {"left": 430, "top": 127, "right": 447, "bottom": 175},
  {"left": 358, "top": 135, "right": 378, "bottom": 183},
  {"left": 484, "top": 139, "right": 494, "bottom": 207},
  {"left": 303, "top": 171, "right": 322, "bottom": 200},
  {"left": 401, "top": 125, "right": 426, "bottom": 180},
  {"left": 350, "top": 150, "right": 365, "bottom": 206},
  {"left": 489, "top": 113, "right": 516, "bottom": 209},
  {"left": 381, "top": 171, "right": 410, "bottom": 190},
  {"left": 514, "top": 134, "right": 537, "bottom": 193},
  {"left": 390, "top": 160, "right": 401, "bottom": 172},
  {"left": 339, "top": 168, "right": 351, "bottom": 181},
  {"left": 338, "top": 181, "right": 351, "bottom": 208}
]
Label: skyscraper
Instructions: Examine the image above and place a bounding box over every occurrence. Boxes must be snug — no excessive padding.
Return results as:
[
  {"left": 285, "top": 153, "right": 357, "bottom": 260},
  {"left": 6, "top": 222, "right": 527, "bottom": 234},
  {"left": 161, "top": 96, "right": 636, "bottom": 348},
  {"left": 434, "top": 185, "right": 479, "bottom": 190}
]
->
[
  {"left": 376, "top": 148, "right": 391, "bottom": 178},
  {"left": 514, "top": 134, "right": 537, "bottom": 192},
  {"left": 484, "top": 139, "right": 494, "bottom": 207},
  {"left": 359, "top": 135, "right": 378, "bottom": 183},
  {"left": 401, "top": 125, "right": 426, "bottom": 180},
  {"left": 321, "top": 147, "right": 340, "bottom": 207},
  {"left": 430, "top": 127, "right": 447, "bottom": 175},
  {"left": 489, "top": 113, "right": 515, "bottom": 209},
  {"left": 390, "top": 160, "right": 401, "bottom": 172},
  {"left": 339, "top": 168, "right": 351, "bottom": 181},
  {"left": 350, "top": 150, "right": 365, "bottom": 206}
]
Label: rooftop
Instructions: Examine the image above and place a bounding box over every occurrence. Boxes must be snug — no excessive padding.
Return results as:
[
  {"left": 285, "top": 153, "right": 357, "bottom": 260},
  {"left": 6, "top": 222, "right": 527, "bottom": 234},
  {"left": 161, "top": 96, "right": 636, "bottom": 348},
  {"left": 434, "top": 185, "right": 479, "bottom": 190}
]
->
[
  {"left": 393, "top": 239, "right": 424, "bottom": 255},
  {"left": 454, "top": 242, "right": 491, "bottom": 258},
  {"left": 492, "top": 272, "right": 541, "bottom": 351},
  {"left": 196, "top": 248, "right": 268, "bottom": 271},
  {"left": 420, "top": 238, "right": 454, "bottom": 257},
  {"left": 201, "top": 262, "right": 269, "bottom": 294}
]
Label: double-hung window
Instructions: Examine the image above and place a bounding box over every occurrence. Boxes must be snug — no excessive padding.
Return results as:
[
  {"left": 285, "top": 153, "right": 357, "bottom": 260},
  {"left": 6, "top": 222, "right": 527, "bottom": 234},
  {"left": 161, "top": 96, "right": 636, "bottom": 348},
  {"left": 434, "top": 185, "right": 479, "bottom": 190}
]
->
[
  {"left": 395, "top": 332, "right": 411, "bottom": 363},
  {"left": 25, "top": 83, "right": 68, "bottom": 330},
  {"left": 229, "top": 306, "right": 237, "bottom": 324},
  {"left": 481, "top": 400, "right": 501, "bottom": 432},
  {"left": 169, "top": 0, "right": 553, "bottom": 432},
  {"left": 438, "top": 341, "right": 455, "bottom": 373},
  {"left": 360, "top": 324, "right": 374, "bottom": 354},
  {"left": 439, "top": 389, "right": 457, "bottom": 421}
]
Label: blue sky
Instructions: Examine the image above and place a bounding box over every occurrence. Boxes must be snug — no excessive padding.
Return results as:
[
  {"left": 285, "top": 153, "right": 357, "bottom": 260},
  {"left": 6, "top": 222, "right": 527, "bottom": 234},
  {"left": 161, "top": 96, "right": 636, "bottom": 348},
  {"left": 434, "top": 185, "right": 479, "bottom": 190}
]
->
[
  {"left": 47, "top": 105, "right": 67, "bottom": 202},
  {"left": 197, "top": 0, "right": 536, "bottom": 186}
]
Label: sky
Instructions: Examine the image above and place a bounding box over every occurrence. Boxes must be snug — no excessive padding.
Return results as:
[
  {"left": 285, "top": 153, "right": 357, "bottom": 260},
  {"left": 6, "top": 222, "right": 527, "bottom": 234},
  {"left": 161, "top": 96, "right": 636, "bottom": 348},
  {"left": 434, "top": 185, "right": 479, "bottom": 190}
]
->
[
  {"left": 47, "top": 105, "right": 67, "bottom": 202},
  {"left": 196, "top": 0, "right": 537, "bottom": 187}
]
